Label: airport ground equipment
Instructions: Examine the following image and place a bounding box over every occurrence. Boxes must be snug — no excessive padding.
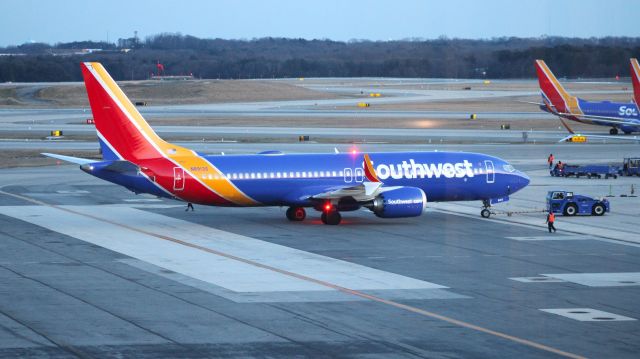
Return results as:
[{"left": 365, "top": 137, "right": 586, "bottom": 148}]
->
[
  {"left": 546, "top": 191, "right": 609, "bottom": 216},
  {"left": 621, "top": 157, "right": 640, "bottom": 176},
  {"left": 550, "top": 164, "right": 619, "bottom": 179}
]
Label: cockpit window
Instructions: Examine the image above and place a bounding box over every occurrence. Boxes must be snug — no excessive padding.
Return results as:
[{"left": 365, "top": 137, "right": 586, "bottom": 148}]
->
[{"left": 503, "top": 164, "right": 515, "bottom": 172}]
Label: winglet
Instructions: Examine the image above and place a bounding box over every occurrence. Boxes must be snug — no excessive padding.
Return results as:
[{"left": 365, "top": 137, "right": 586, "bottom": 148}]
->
[
  {"left": 363, "top": 154, "right": 381, "bottom": 182},
  {"left": 630, "top": 58, "right": 640, "bottom": 105}
]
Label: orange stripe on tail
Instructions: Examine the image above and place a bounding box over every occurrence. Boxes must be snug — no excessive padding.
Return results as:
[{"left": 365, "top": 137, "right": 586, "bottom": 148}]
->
[{"left": 363, "top": 154, "right": 380, "bottom": 182}]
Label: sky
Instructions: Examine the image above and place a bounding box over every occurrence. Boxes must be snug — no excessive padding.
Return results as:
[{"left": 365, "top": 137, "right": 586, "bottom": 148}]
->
[{"left": 1, "top": 0, "right": 638, "bottom": 46}]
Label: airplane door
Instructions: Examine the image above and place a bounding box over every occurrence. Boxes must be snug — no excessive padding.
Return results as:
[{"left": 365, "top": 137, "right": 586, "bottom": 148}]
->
[
  {"left": 173, "top": 167, "right": 185, "bottom": 191},
  {"left": 484, "top": 160, "right": 495, "bottom": 184}
]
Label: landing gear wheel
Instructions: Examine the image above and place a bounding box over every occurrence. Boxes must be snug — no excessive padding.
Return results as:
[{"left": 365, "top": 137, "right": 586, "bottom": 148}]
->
[
  {"left": 481, "top": 208, "right": 491, "bottom": 218},
  {"left": 564, "top": 203, "right": 578, "bottom": 216},
  {"left": 321, "top": 210, "right": 341, "bottom": 225},
  {"left": 592, "top": 203, "right": 605, "bottom": 216},
  {"left": 610, "top": 128, "right": 619, "bottom": 135},
  {"left": 286, "top": 207, "right": 306, "bottom": 221}
]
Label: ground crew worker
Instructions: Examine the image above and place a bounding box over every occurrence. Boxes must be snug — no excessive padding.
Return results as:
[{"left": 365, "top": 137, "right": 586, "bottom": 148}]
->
[
  {"left": 546, "top": 211, "right": 556, "bottom": 233},
  {"left": 186, "top": 202, "right": 194, "bottom": 211},
  {"left": 548, "top": 154, "right": 554, "bottom": 169}
]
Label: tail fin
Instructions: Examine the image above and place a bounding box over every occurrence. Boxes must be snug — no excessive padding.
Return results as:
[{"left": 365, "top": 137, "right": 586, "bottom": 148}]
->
[
  {"left": 535, "top": 60, "right": 581, "bottom": 114},
  {"left": 630, "top": 58, "right": 640, "bottom": 105},
  {"left": 81, "top": 62, "right": 188, "bottom": 162}
]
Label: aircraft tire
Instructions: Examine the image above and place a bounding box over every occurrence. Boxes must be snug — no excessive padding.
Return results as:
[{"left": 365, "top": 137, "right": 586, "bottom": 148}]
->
[
  {"left": 481, "top": 208, "right": 491, "bottom": 218},
  {"left": 322, "top": 210, "right": 341, "bottom": 225},
  {"left": 610, "top": 128, "right": 619, "bottom": 135},
  {"left": 286, "top": 207, "right": 306, "bottom": 221}
]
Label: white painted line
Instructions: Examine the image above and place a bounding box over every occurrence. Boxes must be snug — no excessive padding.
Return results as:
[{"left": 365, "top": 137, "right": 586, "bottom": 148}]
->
[
  {"left": 543, "top": 272, "right": 640, "bottom": 287},
  {"left": 510, "top": 276, "right": 566, "bottom": 283},
  {"left": 55, "top": 190, "right": 90, "bottom": 194},
  {"left": 541, "top": 308, "right": 636, "bottom": 322},
  {"left": 0, "top": 205, "right": 445, "bottom": 293},
  {"left": 122, "top": 198, "right": 162, "bottom": 202},
  {"left": 506, "top": 236, "right": 587, "bottom": 241}
]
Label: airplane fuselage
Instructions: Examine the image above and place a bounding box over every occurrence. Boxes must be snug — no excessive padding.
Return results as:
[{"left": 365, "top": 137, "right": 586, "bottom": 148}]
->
[
  {"left": 541, "top": 98, "right": 640, "bottom": 133},
  {"left": 83, "top": 151, "right": 529, "bottom": 208}
]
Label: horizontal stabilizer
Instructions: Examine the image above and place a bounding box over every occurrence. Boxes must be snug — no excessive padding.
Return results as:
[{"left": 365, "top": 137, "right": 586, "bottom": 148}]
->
[{"left": 41, "top": 153, "right": 96, "bottom": 165}]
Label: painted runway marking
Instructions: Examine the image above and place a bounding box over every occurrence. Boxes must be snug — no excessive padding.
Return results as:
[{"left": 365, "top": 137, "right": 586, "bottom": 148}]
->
[
  {"left": 506, "top": 236, "right": 587, "bottom": 241},
  {"left": 510, "top": 276, "right": 566, "bottom": 283},
  {"left": 541, "top": 308, "right": 636, "bottom": 322},
  {"left": 543, "top": 272, "right": 640, "bottom": 287},
  {"left": 0, "top": 189, "right": 587, "bottom": 359},
  {"left": 0, "top": 205, "right": 444, "bottom": 293}
]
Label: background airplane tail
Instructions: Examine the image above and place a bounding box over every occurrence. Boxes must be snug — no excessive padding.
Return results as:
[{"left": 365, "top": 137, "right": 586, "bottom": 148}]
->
[
  {"left": 81, "top": 62, "right": 184, "bottom": 162},
  {"left": 535, "top": 60, "right": 576, "bottom": 113},
  {"left": 630, "top": 58, "right": 640, "bottom": 105}
]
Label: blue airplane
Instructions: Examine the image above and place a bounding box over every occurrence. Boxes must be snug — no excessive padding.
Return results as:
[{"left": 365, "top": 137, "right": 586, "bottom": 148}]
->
[
  {"left": 43, "top": 62, "right": 530, "bottom": 224},
  {"left": 535, "top": 59, "right": 640, "bottom": 136}
]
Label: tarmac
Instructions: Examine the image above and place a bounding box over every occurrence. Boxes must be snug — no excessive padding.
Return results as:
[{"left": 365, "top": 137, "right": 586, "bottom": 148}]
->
[
  {"left": 0, "top": 142, "right": 639, "bottom": 358},
  {"left": 0, "top": 78, "right": 639, "bottom": 358}
]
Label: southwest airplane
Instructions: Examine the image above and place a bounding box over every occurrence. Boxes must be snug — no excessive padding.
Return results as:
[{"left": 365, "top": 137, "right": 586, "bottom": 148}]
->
[
  {"left": 44, "top": 62, "right": 529, "bottom": 224},
  {"left": 535, "top": 59, "right": 640, "bottom": 135}
]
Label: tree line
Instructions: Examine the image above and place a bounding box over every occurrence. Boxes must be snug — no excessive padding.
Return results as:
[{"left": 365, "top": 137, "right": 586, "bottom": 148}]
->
[{"left": 0, "top": 34, "right": 639, "bottom": 82}]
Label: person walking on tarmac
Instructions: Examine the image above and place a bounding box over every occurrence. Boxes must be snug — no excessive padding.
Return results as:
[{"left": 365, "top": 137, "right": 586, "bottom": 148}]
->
[
  {"left": 548, "top": 153, "right": 554, "bottom": 169},
  {"left": 546, "top": 211, "right": 557, "bottom": 233}
]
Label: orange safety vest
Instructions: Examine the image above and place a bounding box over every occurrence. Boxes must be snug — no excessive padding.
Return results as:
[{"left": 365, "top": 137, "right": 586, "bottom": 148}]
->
[{"left": 548, "top": 213, "right": 555, "bottom": 222}]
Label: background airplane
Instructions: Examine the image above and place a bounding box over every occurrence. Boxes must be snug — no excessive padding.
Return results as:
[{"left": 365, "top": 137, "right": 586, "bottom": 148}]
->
[
  {"left": 44, "top": 62, "right": 529, "bottom": 224},
  {"left": 535, "top": 59, "right": 640, "bottom": 136}
]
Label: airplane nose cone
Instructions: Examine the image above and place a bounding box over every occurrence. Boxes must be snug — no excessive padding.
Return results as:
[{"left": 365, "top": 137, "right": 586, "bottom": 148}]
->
[{"left": 513, "top": 171, "right": 530, "bottom": 191}]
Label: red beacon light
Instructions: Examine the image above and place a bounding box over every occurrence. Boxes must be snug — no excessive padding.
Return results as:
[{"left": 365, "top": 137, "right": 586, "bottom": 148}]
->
[{"left": 324, "top": 203, "right": 332, "bottom": 211}]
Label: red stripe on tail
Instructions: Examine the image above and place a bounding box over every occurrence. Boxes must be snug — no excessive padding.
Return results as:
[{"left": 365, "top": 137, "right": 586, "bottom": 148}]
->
[
  {"left": 630, "top": 59, "right": 640, "bottom": 105},
  {"left": 81, "top": 63, "right": 161, "bottom": 161},
  {"left": 535, "top": 60, "right": 569, "bottom": 113}
]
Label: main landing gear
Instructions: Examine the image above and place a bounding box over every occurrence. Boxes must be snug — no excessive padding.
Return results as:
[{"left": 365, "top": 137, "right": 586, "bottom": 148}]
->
[
  {"left": 286, "top": 206, "right": 306, "bottom": 221},
  {"left": 285, "top": 206, "right": 342, "bottom": 225},
  {"left": 480, "top": 199, "right": 492, "bottom": 218},
  {"left": 321, "top": 209, "right": 342, "bottom": 225},
  {"left": 610, "top": 128, "right": 619, "bottom": 135}
]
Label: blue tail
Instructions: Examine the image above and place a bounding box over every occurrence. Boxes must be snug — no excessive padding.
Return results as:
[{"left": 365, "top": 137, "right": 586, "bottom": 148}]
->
[{"left": 98, "top": 137, "right": 121, "bottom": 160}]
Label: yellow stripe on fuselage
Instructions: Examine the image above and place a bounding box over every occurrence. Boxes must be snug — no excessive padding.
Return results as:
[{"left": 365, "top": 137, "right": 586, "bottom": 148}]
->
[
  {"left": 172, "top": 155, "right": 259, "bottom": 206},
  {"left": 89, "top": 62, "right": 258, "bottom": 206}
]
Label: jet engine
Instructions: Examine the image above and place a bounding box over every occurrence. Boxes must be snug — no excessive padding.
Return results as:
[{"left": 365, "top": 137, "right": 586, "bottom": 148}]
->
[{"left": 368, "top": 187, "right": 427, "bottom": 218}]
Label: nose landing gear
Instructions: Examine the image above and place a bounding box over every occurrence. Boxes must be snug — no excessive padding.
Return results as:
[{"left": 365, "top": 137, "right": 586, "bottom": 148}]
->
[{"left": 480, "top": 199, "right": 493, "bottom": 218}]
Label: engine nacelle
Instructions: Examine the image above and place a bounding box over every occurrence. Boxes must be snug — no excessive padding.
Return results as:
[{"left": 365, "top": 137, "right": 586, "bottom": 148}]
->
[{"left": 371, "top": 187, "right": 427, "bottom": 218}]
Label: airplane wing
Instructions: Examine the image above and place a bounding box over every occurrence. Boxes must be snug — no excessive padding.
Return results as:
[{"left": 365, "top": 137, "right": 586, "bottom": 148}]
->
[
  {"left": 303, "top": 154, "right": 391, "bottom": 203},
  {"left": 310, "top": 182, "right": 386, "bottom": 202},
  {"left": 41, "top": 153, "right": 96, "bottom": 165}
]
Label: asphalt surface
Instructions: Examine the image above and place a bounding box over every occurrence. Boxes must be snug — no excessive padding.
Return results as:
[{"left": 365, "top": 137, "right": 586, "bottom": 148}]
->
[
  {"left": 0, "top": 144, "right": 639, "bottom": 358},
  {"left": 1, "top": 78, "right": 639, "bottom": 358}
]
